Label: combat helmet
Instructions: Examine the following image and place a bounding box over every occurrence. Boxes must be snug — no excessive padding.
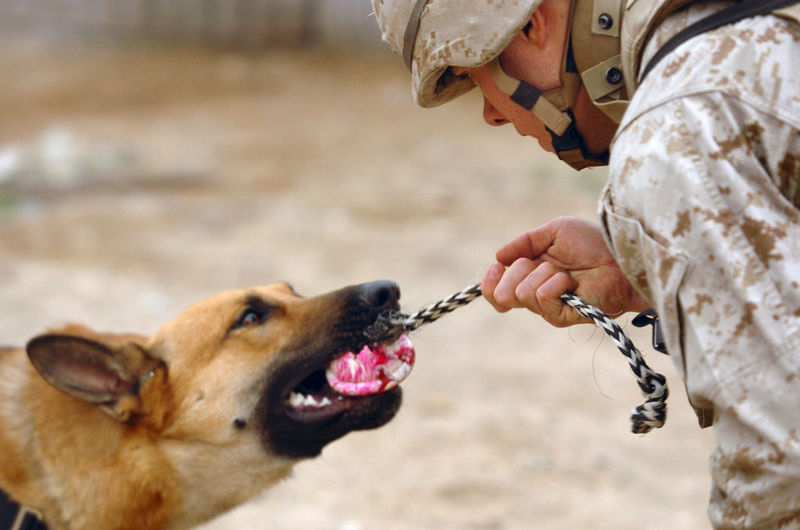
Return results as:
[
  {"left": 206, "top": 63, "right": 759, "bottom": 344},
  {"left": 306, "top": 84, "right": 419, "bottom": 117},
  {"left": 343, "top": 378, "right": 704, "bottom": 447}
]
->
[{"left": 371, "top": 0, "right": 629, "bottom": 170}]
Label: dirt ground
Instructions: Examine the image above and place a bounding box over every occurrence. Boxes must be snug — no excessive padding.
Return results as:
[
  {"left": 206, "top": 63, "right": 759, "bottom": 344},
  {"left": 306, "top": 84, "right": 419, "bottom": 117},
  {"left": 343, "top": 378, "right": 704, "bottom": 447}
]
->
[{"left": 0, "top": 40, "right": 715, "bottom": 529}]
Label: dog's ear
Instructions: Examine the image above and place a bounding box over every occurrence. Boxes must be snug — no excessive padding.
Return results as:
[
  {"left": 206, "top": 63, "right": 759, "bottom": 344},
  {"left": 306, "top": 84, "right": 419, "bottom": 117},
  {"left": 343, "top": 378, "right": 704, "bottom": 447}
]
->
[{"left": 26, "top": 334, "right": 164, "bottom": 422}]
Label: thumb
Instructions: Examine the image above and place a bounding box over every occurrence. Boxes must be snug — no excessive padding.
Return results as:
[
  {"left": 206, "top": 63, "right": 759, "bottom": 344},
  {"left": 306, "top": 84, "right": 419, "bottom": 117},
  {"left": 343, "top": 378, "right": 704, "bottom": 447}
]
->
[{"left": 496, "top": 222, "right": 558, "bottom": 266}]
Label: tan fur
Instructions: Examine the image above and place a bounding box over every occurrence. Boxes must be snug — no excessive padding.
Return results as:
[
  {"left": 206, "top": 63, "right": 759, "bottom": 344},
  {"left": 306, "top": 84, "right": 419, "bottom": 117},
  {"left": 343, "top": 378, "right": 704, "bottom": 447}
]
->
[{"left": 0, "top": 282, "right": 402, "bottom": 529}]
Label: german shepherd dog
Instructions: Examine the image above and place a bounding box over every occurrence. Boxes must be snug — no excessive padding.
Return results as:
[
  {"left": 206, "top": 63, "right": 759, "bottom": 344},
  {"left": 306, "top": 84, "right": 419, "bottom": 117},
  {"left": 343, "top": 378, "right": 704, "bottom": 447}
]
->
[{"left": 0, "top": 281, "right": 411, "bottom": 529}]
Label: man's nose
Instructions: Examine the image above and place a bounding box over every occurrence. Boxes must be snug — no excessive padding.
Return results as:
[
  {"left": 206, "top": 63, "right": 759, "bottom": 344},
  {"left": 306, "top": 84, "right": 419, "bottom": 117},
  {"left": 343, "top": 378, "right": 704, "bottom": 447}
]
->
[{"left": 482, "top": 97, "right": 509, "bottom": 127}]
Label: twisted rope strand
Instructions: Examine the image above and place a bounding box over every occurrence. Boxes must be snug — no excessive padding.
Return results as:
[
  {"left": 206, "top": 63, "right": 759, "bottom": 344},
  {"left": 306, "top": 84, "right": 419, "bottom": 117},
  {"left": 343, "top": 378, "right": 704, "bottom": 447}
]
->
[
  {"left": 560, "top": 291, "right": 668, "bottom": 434},
  {"left": 402, "top": 283, "right": 483, "bottom": 331},
  {"left": 363, "top": 283, "right": 482, "bottom": 341},
  {"left": 366, "top": 282, "right": 669, "bottom": 433}
]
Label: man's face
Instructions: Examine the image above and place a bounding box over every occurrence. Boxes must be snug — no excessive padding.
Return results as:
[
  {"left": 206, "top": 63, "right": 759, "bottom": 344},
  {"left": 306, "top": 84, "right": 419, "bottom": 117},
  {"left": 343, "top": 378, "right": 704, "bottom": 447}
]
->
[
  {"left": 447, "top": 1, "right": 615, "bottom": 160},
  {"left": 452, "top": 63, "right": 556, "bottom": 153},
  {"left": 450, "top": 28, "right": 564, "bottom": 154},
  {"left": 450, "top": 45, "right": 616, "bottom": 160}
]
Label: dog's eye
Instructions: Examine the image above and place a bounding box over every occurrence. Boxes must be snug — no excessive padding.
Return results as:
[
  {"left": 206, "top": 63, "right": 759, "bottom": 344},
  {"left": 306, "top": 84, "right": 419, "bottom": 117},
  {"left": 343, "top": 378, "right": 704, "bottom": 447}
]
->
[
  {"left": 231, "top": 295, "right": 280, "bottom": 331},
  {"left": 233, "top": 308, "right": 267, "bottom": 329},
  {"left": 241, "top": 311, "right": 261, "bottom": 326}
]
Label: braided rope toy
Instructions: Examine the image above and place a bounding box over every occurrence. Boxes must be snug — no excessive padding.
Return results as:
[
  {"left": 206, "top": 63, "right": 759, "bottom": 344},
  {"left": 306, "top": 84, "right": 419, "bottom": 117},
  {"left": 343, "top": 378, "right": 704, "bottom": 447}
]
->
[{"left": 365, "top": 282, "right": 668, "bottom": 434}]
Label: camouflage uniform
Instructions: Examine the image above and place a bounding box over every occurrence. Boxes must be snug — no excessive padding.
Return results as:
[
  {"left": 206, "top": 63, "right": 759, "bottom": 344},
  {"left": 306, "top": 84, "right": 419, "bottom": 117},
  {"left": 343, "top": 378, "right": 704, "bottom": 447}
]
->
[{"left": 602, "top": 2, "right": 800, "bottom": 526}]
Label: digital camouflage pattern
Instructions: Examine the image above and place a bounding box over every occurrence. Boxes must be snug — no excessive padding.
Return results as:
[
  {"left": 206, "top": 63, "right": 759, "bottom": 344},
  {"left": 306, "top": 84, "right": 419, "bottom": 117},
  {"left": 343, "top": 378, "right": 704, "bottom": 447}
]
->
[
  {"left": 370, "top": 0, "right": 542, "bottom": 108},
  {"left": 603, "top": 2, "right": 800, "bottom": 526}
]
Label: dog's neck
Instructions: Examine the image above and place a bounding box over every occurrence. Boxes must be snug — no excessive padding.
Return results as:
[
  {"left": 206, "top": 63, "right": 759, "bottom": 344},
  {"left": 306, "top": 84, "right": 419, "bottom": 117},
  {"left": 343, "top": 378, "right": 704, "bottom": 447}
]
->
[
  {"left": 0, "top": 349, "right": 40, "bottom": 500},
  {"left": 158, "top": 438, "right": 294, "bottom": 528},
  {"left": 0, "top": 348, "right": 171, "bottom": 529},
  {"left": 0, "top": 349, "right": 61, "bottom": 529},
  {"left": 0, "top": 348, "right": 47, "bottom": 530}
]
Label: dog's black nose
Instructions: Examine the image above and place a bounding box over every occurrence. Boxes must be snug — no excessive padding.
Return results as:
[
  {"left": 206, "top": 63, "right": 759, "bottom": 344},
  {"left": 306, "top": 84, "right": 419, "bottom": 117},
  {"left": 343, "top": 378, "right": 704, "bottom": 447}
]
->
[{"left": 357, "top": 280, "right": 400, "bottom": 309}]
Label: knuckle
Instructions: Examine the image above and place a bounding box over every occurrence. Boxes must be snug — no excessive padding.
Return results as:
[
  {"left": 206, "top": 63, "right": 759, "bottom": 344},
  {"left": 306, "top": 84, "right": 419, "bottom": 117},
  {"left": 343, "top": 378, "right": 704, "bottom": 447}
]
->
[
  {"left": 493, "top": 287, "right": 517, "bottom": 307},
  {"left": 514, "top": 282, "right": 534, "bottom": 302},
  {"left": 510, "top": 257, "right": 534, "bottom": 271},
  {"left": 536, "top": 260, "right": 558, "bottom": 275}
]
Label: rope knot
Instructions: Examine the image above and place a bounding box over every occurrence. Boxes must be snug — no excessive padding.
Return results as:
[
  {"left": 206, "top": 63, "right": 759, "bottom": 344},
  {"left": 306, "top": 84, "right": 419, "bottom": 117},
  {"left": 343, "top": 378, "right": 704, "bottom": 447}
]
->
[
  {"left": 560, "top": 291, "right": 670, "bottom": 434},
  {"left": 631, "top": 398, "right": 669, "bottom": 434}
]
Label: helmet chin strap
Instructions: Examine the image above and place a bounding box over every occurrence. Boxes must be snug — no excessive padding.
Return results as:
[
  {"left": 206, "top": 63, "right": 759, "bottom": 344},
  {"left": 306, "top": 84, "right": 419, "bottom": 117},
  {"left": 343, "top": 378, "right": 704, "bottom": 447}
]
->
[{"left": 485, "top": 57, "right": 608, "bottom": 170}]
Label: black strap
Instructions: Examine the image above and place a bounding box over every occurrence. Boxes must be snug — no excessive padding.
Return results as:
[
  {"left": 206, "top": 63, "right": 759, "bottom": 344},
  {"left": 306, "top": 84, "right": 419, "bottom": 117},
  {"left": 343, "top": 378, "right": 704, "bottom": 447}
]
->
[
  {"left": 0, "top": 489, "right": 46, "bottom": 530},
  {"left": 0, "top": 491, "right": 15, "bottom": 530},
  {"left": 505, "top": 77, "right": 608, "bottom": 167},
  {"left": 640, "top": 0, "right": 800, "bottom": 83},
  {"left": 509, "top": 80, "right": 542, "bottom": 110},
  {"left": 549, "top": 117, "right": 609, "bottom": 165},
  {"left": 402, "top": 0, "right": 429, "bottom": 70}
]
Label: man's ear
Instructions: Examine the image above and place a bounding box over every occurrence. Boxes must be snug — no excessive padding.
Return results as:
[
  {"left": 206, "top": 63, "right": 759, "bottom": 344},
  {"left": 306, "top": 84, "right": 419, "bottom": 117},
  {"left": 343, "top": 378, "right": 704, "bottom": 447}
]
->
[
  {"left": 26, "top": 333, "right": 164, "bottom": 422},
  {"left": 521, "top": 9, "right": 548, "bottom": 49}
]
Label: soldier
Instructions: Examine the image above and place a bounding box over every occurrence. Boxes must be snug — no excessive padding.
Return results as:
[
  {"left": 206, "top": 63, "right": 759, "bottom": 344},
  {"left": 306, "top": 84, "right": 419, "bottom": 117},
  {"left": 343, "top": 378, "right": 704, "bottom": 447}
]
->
[{"left": 372, "top": 0, "right": 800, "bottom": 526}]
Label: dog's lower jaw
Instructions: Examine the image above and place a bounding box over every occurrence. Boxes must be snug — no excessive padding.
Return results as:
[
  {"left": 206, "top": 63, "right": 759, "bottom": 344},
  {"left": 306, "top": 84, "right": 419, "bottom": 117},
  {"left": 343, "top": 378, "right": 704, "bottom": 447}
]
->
[{"left": 257, "top": 387, "right": 402, "bottom": 459}]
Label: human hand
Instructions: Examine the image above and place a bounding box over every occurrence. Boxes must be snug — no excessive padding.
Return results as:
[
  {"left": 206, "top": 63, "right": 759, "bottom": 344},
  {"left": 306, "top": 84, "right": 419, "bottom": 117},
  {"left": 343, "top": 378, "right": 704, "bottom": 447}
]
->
[{"left": 481, "top": 216, "right": 649, "bottom": 327}]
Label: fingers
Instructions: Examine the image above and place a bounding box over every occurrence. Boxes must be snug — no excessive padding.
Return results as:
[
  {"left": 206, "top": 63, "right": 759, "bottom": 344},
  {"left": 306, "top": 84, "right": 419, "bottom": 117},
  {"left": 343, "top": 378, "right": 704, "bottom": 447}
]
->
[
  {"left": 531, "top": 267, "right": 580, "bottom": 327},
  {"left": 512, "top": 261, "right": 578, "bottom": 322},
  {"left": 481, "top": 262, "right": 510, "bottom": 313},
  {"left": 482, "top": 258, "right": 579, "bottom": 326},
  {"left": 492, "top": 257, "right": 539, "bottom": 310},
  {"left": 487, "top": 217, "right": 620, "bottom": 326}
]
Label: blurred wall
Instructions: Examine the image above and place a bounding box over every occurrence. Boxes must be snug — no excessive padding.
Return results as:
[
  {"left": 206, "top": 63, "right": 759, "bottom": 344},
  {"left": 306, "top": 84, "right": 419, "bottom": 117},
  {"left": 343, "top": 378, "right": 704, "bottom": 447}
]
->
[{"left": 0, "top": 0, "right": 385, "bottom": 50}]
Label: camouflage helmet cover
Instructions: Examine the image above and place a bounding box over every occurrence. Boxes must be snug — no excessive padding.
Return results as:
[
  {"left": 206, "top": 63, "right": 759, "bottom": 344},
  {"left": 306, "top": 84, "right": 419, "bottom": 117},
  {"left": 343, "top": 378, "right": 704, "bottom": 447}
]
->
[{"left": 371, "top": 0, "right": 544, "bottom": 108}]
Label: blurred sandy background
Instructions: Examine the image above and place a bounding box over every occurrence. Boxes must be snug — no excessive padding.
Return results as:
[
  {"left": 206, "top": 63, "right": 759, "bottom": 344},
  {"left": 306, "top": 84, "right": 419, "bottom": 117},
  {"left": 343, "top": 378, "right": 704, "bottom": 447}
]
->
[{"left": 0, "top": 3, "right": 714, "bottom": 528}]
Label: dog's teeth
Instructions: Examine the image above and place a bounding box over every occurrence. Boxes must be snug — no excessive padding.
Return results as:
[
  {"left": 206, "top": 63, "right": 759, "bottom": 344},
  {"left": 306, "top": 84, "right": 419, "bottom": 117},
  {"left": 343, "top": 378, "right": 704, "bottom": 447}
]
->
[
  {"left": 286, "top": 392, "right": 332, "bottom": 409},
  {"left": 288, "top": 392, "right": 305, "bottom": 407}
]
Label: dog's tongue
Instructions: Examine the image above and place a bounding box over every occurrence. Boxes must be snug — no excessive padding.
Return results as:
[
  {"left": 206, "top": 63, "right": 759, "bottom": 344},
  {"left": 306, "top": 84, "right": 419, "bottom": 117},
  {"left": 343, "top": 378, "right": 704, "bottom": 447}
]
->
[{"left": 326, "top": 335, "right": 415, "bottom": 396}]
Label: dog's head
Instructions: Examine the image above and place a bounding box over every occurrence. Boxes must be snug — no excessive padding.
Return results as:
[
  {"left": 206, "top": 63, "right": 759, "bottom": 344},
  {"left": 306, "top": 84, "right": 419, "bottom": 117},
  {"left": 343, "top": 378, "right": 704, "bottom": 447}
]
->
[{"left": 25, "top": 281, "right": 408, "bottom": 465}]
